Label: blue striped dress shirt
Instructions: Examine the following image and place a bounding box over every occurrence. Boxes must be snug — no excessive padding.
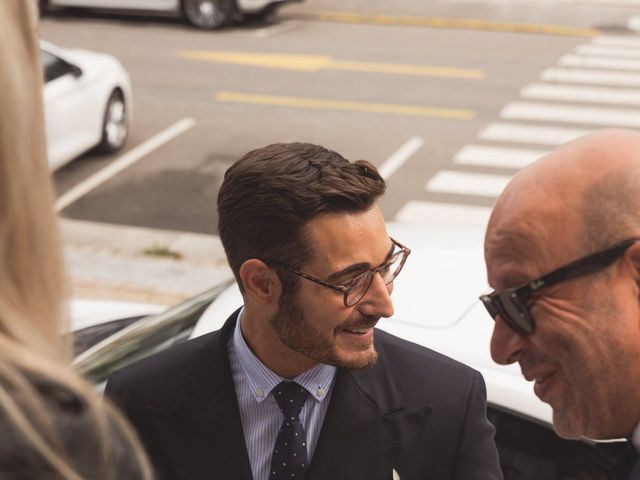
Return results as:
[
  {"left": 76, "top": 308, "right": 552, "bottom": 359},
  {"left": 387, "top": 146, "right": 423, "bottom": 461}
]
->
[{"left": 228, "top": 308, "right": 337, "bottom": 480}]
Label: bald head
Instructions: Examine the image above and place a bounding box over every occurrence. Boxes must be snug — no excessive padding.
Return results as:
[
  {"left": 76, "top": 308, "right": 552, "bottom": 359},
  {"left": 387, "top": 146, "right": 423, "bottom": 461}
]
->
[
  {"left": 484, "top": 129, "right": 640, "bottom": 440},
  {"left": 486, "top": 129, "right": 640, "bottom": 287}
]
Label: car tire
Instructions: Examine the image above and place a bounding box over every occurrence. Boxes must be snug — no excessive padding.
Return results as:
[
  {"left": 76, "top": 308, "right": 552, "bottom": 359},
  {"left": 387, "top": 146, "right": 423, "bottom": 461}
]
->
[
  {"left": 243, "top": 3, "right": 280, "bottom": 22},
  {"left": 95, "top": 89, "right": 128, "bottom": 154},
  {"left": 182, "top": 0, "right": 236, "bottom": 29},
  {"left": 39, "top": 0, "right": 49, "bottom": 15}
]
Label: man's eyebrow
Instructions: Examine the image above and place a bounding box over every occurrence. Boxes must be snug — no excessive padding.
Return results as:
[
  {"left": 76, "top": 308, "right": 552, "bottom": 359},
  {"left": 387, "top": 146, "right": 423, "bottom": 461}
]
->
[
  {"left": 325, "top": 242, "right": 395, "bottom": 284},
  {"left": 326, "top": 263, "right": 370, "bottom": 283}
]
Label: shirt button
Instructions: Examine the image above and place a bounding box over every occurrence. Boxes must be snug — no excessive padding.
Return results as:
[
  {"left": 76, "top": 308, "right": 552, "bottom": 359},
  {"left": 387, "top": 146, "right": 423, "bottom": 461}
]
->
[
  {"left": 256, "top": 388, "right": 265, "bottom": 398},
  {"left": 316, "top": 387, "right": 325, "bottom": 397}
]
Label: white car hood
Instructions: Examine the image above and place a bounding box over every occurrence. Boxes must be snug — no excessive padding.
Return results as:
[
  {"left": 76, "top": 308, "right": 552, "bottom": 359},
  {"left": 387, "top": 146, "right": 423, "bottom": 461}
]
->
[{"left": 70, "top": 298, "right": 165, "bottom": 331}]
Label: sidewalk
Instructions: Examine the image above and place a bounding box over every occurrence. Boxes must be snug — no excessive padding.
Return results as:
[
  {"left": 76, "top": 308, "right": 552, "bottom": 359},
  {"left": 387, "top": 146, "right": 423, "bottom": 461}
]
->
[
  {"left": 61, "top": 219, "right": 233, "bottom": 305},
  {"left": 283, "top": 0, "right": 640, "bottom": 34}
]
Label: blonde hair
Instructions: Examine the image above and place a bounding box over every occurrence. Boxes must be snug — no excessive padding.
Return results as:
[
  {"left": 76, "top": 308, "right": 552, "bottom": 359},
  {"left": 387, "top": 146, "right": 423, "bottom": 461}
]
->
[{"left": 0, "top": 1, "right": 152, "bottom": 478}]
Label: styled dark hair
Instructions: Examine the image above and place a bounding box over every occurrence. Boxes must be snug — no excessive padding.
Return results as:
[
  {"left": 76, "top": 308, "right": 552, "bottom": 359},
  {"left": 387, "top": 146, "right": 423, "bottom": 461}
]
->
[{"left": 217, "top": 143, "right": 386, "bottom": 292}]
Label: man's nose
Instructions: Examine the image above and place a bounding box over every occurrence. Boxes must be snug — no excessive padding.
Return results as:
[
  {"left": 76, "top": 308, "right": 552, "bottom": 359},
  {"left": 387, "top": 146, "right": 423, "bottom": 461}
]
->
[
  {"left": 358, "top": 272, "right": 394, "bottom": 318},
  {"left": 490, "top": 315, "right": 526, "bottom": 365}
]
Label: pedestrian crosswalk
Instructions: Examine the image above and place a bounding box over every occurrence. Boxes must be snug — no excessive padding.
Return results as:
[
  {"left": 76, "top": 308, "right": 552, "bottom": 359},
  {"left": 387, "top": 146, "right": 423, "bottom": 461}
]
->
[
  {"left": 394, "top": 201, "right": 491, "bottom": 227},
  {"left": 520, "top": 83, "right": 640, "bottom": 105},
  {"left": 501, "top": 101, "right": 640, "bottom": 127},
  {"left": 396, "top": 31, "right": 640, "bottom": 225},
  {"left": 558, "top": 54, "right": 640, "bottom": 71},
  {"left": 454, "top": 145, "right": 548, "bottom": 169},
  {"left": 479, "top": 122, "right": 592, "bottom": 145},
  {"left": 576, "top": 44, "right": 640, "bottom": 58},
  {"left": 426, "top": 171, "right": 512, "bottom": 197},
  {"left": 541, "top": 67, "right": 640, "bottom": 86}
]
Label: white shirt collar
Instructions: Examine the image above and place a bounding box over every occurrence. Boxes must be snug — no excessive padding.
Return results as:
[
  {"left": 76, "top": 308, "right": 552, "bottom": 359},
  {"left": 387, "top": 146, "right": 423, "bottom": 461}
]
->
[{"left": 232, "top": 307, "right": 337, "bottom": 404}]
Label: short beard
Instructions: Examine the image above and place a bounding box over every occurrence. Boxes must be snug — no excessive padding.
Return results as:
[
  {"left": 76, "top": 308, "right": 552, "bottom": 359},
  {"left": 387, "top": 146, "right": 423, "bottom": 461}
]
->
[{"left": 271, "top": 291, "right": 378, "bottom": 370}]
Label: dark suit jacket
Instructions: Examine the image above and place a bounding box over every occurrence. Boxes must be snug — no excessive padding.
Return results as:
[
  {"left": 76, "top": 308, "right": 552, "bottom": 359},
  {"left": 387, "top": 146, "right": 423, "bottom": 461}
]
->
[{"left": 105, "top": 310, "right": 502, "bottom": 480}]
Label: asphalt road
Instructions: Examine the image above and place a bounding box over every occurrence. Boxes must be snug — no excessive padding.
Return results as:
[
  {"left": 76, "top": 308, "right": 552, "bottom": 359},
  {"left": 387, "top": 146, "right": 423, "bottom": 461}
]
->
[{"left": 42, "top": 0, "right": 640, "bottom": 234}]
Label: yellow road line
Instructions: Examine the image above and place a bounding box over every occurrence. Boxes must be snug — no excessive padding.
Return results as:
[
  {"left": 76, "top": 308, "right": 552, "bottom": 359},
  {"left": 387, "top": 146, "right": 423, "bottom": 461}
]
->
[
  {"left": 295, "top": 11, "right": 600, "bottom": 37},
  {"left": 179, "top": 51, "right": 331, "bottom": 71},
  {"left": 328, "top": 60, "right": 484, "bottom": 79},
  {"left": 178, "top": 50, "right": 484, "bottom": 79},
  {"left": 215, "top": 91, "right": 476, "bottom": 120}
]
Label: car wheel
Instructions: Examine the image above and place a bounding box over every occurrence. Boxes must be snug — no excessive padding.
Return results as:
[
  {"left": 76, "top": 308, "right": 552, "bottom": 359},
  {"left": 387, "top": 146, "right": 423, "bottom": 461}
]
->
[
  {"left": 243, "top": 3, "right": 280, "bottom": 22},
  {"left": 182, "top": 0, "right": 236, "bottom": 29},
  {"left": 39, "top": 0, "right": 49, "bottom": 15},
  {"left": 95, "top": 90, "right": 128, "bottom": 154}
]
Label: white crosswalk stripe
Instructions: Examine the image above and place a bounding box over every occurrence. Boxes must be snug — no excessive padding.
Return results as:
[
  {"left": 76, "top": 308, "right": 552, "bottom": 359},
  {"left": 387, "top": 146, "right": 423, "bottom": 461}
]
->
[
  {"left": 479, "top": 123, "right": 592, "bottom": 145},
  {"left": 540, "top": 68, "right": 640, "bottom": 86},
  {"left": 559, "top": 54, "right": 640, "bottom": 71},
  {"left": 425, "top": 171, "right": 511, "bottom": 197},
  {"left": 501, "top": 101, "right": 640, "bottom": 128},
  {"left": 593, "top": 36, "right": 640, "bottom": 48},
  {"left": 454, "top": 145, "right": 548, "bottom": 169},
  {"left": 395, "top": 201, "right": 491, "bottom": 227},
  {"left": 554, "top": 0, "right": 640, "bottom": 6},
  {"left": 520, "top": 83, "right": 640, "bottom": 106},
  {"left": 575, "top": 44, "right": 640, "bottom": 58}
]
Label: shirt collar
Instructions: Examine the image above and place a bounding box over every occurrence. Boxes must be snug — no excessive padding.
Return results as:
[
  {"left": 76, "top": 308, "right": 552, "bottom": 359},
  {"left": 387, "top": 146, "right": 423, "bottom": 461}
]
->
[{"left": 233, "top": 307, "right": 337, "bottom": 404}]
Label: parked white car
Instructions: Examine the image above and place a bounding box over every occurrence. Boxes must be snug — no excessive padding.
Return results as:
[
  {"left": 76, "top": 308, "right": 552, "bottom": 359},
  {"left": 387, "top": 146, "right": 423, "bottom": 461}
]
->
[
  {"left": 41, "top": 0, "right": 301, "bottom": 29},
  {"left": 41, "top": 40, "right": 132, "bottom": 171},
  {"left": 72, "top": 220, "right": 619, "bottom": 479}
]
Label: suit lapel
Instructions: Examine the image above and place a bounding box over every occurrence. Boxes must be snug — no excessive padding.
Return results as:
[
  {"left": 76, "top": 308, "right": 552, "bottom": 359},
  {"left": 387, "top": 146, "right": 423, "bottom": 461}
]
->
[
  {"left": 307, "top": 336, "right": 432, "bottom": 480},
  {"left": 627, "top": 455, "right": 640, "bottom": 480},
  {"left": 144, "top": 311, "right": 253, "bottom": 480}
]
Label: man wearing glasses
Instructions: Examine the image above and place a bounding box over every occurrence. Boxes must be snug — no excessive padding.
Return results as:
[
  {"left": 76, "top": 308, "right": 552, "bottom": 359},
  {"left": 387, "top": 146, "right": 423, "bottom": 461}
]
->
[
  {"left": 107, "top": 143, "right": 501, "bottom": 480},
  {"left": 482, "top": 129, "right": 640, "bottom": 478}
]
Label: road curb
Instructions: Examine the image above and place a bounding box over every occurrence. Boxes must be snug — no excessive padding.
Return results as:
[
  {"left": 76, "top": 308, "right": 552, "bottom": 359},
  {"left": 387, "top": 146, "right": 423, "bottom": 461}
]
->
[
  {"left": 285, "top": 11, "right": 601, "bottom": 37},
  {"left": 60, "top": 219, "right": 233, "bottom": 304}
]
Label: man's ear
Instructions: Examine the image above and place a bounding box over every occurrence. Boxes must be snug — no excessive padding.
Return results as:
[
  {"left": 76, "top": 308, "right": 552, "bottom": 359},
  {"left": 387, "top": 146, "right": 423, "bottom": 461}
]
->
[
  {"left": 624, "top": 242, "right": 640, "bottom": 290},
  {"left": 239, "top": 259, "right": 281, "bottom": 306}
]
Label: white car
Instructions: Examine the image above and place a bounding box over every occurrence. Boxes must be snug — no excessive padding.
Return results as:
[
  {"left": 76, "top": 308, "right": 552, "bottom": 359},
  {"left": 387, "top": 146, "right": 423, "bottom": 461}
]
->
[
  {"left": 41, "top": 40, "right": 132, "bottom": 171},
  {"left": 41, "top": 0, "right": 301, "bottom": 29},
  {"left": 72, "top": 220, "right": 619, "bottom": 479}
]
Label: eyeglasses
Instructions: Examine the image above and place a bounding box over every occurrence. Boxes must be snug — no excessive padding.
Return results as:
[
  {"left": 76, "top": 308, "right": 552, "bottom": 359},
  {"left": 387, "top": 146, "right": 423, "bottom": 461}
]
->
[
  {"left": 479, "top": 238, "right": 638, "bottom": 336},
  {"left": 267, "top": 238, "right": 411, "bottom": 307}
]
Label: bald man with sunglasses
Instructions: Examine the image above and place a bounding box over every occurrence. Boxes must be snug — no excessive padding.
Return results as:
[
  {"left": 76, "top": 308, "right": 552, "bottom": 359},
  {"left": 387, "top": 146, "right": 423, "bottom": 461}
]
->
[{"left": 482, "top": 129, "right": 640, "bottom": 479}]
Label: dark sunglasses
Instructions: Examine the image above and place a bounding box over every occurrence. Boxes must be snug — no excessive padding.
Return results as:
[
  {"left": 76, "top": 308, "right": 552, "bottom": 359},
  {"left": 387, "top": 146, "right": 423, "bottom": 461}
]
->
[
  {"left": 267, "top": 238, "right": 411, "bottom": 307},
  {"left": 479, "top": 238, "right": 638, "bottom": 336}
]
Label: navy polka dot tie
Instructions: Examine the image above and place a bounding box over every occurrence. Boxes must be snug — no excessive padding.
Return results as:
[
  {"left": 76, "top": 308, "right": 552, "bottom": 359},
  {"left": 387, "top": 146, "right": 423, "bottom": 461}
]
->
[{"left": 269, "top": 381, "right": 310, "bottom": 480}]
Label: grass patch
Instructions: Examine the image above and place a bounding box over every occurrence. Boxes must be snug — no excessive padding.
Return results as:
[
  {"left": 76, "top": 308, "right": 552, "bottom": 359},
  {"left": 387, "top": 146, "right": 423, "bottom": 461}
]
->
[{"left": 143, "top": 244, "right": 183, "bottom": 260}]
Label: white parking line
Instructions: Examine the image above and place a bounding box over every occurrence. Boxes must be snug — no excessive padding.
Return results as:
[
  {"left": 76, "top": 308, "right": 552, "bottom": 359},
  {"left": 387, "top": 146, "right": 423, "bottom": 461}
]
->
[
  {"left": 454, "top": 145, "right": 548, "bottom": 169},
  {"left": 593, "top": 36, "right": 640, "bottom": 48},
  {"left": 378, "top": 137, "right": 424, "bottom": 180},
  {"left": 479, "top": 122, "right": 592, "bottom": 146},
  {"left": 541, "top": 68, "right": 640, "bottom": 87},
  {"left": 559, "top": 54, "right": 640, "bottom": 71},
  {"left": 56, "top": 118, "right": 196, "bottom": 212},
  {"left": 501, "top": 101, "right": 640, "bottom": 127},
  {"left": 521, "top": 83, "right": 640, "bottom": 106},
  {"left": 394, "top": 200, "right": 492, "bottom": 226},
  {"left": 253, "top": 21, "right": 302, "bottom": 38},
  {"left": 575, "top": 45, "right": 640, "bottom": 58},
  {"left": 425, "top": 171, "right": 511, "bottom": 197}
]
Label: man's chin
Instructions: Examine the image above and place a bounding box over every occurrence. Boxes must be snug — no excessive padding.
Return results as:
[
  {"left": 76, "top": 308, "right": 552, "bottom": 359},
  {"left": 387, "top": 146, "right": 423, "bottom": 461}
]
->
[
  {"left": 336, "top": 348, "right": 378, "bottom": 370},
  {"left": 551, "top": 408, "right": 587, "bottom": 440}
]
